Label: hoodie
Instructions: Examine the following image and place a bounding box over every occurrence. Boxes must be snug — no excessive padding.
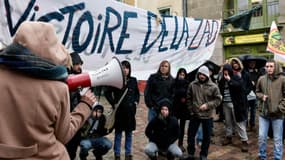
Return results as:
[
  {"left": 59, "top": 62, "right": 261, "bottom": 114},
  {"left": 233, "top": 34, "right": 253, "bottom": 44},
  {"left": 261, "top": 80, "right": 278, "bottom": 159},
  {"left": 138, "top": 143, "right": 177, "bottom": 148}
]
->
[{"left": 256, "top": 61, "right": 285, "bottom": 118}]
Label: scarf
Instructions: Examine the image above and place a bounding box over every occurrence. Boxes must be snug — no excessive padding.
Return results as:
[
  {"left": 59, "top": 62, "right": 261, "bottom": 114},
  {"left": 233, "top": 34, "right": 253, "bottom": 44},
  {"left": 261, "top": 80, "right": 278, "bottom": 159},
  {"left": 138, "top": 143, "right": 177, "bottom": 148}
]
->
[{"left": 0, "top": 43, "right": 68, "bottom": 81}]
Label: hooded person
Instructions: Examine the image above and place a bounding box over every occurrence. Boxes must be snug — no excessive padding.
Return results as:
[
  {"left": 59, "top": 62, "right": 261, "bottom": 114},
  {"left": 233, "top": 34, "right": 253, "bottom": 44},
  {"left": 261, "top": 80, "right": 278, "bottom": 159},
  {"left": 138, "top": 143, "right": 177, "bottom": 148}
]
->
[
  {"left": 0, "top": 21, "right": 96, "bottom": 160},
  {"left": 79, "top": 104, "right": 112, "bottom": 160},
  {"left": 218, "top": 63, "right": 249, "bottom": 152},
  {"left": 104, "top": 60, "right": 140, "bottom": 160},
  {"left": 144, "top": 98, "right": 182, "bottom": 160},
  {"left": 256, "top": 60, "right": 285, "bottom": 160},
  {"left": 197, "top": 65, "right": 210, "bottom": 83},
  {"left": 186, "top": 65, "right": 222, "bottom": 160}
]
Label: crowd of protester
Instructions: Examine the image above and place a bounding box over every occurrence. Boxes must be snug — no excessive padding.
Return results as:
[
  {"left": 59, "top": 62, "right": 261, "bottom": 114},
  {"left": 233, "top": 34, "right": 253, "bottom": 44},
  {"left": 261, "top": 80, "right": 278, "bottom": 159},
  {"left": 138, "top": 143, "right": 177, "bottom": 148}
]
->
[{"left": 1, "top": 21, "right": 285, "bottom": 160}]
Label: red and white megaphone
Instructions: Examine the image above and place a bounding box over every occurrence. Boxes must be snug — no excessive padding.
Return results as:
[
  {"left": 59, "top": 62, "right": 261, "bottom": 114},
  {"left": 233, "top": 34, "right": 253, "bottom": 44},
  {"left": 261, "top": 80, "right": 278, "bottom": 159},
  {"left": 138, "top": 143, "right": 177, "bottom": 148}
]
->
[{"left": 66, "top": 57, "right": 125, "bottom": 91}]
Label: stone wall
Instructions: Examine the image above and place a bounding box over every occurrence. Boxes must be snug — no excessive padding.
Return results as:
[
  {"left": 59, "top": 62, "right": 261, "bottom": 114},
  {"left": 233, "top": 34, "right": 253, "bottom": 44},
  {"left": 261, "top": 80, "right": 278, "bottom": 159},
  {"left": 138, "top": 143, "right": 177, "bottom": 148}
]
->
[{"left": 186, "top": 0, "right": 225, "bottom": 65}]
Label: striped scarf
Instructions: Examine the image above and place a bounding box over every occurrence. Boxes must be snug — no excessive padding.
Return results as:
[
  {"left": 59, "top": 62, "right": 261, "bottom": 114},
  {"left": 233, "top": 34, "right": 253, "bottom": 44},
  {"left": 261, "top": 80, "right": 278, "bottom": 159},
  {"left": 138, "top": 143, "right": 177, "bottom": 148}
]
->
[{"left": 0, "top": 43, "right": 68, "bottom": 81}]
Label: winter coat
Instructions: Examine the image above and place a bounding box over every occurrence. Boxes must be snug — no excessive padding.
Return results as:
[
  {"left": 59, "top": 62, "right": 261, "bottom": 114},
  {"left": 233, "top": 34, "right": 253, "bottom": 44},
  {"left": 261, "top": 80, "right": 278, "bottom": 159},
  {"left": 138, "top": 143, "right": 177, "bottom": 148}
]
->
[
  {"left": 218, "top": 64, "right": 249, "bottom": 122},
  {"left": 173, "top": 79, "right": 190, "bottom": 119},
  {"left": 256, "top": 62, "right": 285, "bottom": 118},
  {"left": 145, "top": 115, "right": 180, "bottom": 150},
  {"left": 144, "top": 73, "right": 174, "bottom": 111},
  {"left": 186, "top": 78, "right": 222, "bottom": 119},
  {"left": 0, "top": 66, "right": 91, "bottom": 159},
  {"left": 229, "top": 58, "right": 253, "bottom": 96},
  {"left": 81, "top": 115, "right": 108, "bottom": 139},
  {"left": 0, "top": 21, "right": 90, "bottom": 160},
  {"left": 104, "top": 77, "right": 140, "bottom": 131}
]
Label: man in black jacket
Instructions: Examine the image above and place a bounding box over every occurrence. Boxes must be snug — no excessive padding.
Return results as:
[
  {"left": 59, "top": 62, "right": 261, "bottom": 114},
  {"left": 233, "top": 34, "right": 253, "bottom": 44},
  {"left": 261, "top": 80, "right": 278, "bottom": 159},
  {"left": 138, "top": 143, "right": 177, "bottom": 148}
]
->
[{"left": 144, "top": 98, "right": 182, "bottom": 160}]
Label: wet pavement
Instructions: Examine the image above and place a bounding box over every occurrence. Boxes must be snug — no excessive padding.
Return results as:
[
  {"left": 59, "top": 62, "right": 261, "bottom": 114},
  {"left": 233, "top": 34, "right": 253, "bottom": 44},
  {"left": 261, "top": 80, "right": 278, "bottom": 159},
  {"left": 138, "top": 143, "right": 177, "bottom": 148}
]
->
[{"left": 79, "top": 96, "right": 284, "bottom": 160}]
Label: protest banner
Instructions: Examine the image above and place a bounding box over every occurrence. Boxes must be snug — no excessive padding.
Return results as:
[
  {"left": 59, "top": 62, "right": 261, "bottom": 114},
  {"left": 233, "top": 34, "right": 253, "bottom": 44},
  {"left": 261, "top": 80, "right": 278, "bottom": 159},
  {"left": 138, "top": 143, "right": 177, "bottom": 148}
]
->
[{"left": 0, "top": 0, "right": 221, "bottom": 79}]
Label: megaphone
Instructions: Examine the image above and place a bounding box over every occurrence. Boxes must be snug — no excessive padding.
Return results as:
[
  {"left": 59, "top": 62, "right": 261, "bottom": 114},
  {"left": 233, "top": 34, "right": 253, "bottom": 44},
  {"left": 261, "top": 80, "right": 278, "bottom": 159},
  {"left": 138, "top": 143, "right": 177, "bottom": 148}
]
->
[{"left": 66, "top": 57, "right": 125, "bottom": 91}]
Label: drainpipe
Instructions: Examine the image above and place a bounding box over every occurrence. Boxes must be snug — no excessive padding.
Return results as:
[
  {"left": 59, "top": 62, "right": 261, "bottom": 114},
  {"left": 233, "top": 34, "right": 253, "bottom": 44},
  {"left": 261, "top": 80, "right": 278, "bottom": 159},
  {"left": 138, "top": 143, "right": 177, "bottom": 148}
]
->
[{"left": 183, "top": 0, "right": 187, "bottom": 17}]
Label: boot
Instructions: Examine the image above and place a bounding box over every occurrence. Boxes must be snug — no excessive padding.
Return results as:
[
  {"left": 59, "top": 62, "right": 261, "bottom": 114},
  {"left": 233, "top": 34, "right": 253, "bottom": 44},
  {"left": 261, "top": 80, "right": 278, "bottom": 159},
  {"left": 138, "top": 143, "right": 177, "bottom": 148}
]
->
[
  {"left": 241, "top": 141, "right": 248, "bottom": 152},
  {"left": 125, "top": 154, "right": 133, "bottom": 160},
  {"left": 95, "top": 156, "right": 103, "bottom": 160},
  {"left": 166, "top": 152, "right": 175, "bottom": 160},
  {"left": 222, "top": 137, "right": 232, "bottom": 146},
  {"left": 115, "top": 154, "right": 121, "bottom": 160}
]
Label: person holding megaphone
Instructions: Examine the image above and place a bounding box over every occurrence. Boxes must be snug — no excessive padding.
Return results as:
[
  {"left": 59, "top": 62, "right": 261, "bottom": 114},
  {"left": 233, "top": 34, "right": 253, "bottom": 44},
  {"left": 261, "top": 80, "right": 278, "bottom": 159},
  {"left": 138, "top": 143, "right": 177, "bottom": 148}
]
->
[{"left": 0, "top": 21, "right": 96, "bottom": 160}]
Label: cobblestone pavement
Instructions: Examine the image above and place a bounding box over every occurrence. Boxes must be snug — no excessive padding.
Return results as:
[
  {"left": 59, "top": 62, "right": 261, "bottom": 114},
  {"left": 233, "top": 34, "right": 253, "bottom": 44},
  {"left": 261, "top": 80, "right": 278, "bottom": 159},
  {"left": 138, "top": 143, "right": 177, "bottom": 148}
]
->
[{"left": 78, "top": 96, "right": 284, "bottom": 160}]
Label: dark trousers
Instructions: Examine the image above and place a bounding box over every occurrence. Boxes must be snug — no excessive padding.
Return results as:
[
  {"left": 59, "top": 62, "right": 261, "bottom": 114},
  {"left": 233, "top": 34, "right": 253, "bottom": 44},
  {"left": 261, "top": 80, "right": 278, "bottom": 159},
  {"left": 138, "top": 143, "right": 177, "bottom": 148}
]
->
[
  {"left": 178, "top": 118, "right": 187, "bottom": 146},
  {"left": 66, "top": 132, "right": 82, "bottom": 160},
  {"left": 187, "top": 118, "right": 213, "bottom": 157},
  {"left": 248, "top": 99, "right": 256, "bottom": 127}
]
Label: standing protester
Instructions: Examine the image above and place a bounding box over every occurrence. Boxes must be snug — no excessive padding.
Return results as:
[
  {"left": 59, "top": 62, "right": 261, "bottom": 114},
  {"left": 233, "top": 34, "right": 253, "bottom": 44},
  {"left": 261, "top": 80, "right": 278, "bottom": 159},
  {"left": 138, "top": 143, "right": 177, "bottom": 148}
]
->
[
  {"left": 218, "top": 64, "right": 249, "bottom": 152},
  {"left": 244, "top": 58, "right": 265, "bottom": 131},
  {"left": 144, "top": 60, "right": 174, "bottom": 121},
  {"left": 79, "top": 105, "right": 112, "bottom": 160},
  {"left": 66, "top": 52, "right": 85, "bottom": 160},
  {"left": 0, "top": 21, "right": 96, "bottom": 159},
  {"left": 144, "top": 98, "right": 182, "bottom": 160},
  {"left": 186, "top": 66, "right": 222, "bottom": 160},
  {"left": 104, "top": 60, "right": 140, "bottom": 160},
  {"left": 172, "top": 68, "right": 190, "bottom": 152},
  {"left": 256, "top": 60, "right": 285, "bottom": 160}
]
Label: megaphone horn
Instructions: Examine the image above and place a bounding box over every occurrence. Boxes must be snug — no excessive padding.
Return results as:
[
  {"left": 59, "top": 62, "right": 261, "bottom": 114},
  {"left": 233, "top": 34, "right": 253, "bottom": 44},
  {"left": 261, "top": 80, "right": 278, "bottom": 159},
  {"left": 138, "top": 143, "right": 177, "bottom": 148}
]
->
[{"left": 66, "top": 57, "right": 125, "bottom": 91}]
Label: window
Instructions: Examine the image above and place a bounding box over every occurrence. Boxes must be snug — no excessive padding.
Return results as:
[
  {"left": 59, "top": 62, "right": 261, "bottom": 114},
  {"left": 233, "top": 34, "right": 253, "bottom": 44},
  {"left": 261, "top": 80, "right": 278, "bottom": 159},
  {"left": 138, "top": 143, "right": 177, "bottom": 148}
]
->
[
  {"left": 267, "top": 0, "right": 278, "bottom": 16},
  {"left": 159, "top": 8, "right": 171, "bottom": 16},
  {"left": 252, "top": 0, "right": 262, "bottom": 17}
]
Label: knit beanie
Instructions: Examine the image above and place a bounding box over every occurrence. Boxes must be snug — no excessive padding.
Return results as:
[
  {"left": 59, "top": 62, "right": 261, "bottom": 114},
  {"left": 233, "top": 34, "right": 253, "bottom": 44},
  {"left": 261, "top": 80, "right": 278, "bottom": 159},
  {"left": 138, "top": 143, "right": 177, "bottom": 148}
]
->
[{"left": 198, "top": 65, "right": 210, "bottom": 78}]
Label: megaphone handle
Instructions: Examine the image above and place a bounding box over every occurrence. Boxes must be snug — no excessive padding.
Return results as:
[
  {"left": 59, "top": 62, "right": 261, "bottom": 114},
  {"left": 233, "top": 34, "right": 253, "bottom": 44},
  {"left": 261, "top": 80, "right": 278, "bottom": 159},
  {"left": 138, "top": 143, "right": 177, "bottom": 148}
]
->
[{"left": 80, "top": 87, "right": 91, "bottom": 96}]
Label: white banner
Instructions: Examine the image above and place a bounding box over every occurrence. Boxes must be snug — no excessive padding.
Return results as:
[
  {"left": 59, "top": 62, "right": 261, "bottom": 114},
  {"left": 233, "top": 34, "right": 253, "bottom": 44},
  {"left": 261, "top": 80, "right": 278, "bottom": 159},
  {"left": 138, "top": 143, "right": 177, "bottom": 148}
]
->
[{"left": 0, "top": 0, "right": 221, "bottom": 80}]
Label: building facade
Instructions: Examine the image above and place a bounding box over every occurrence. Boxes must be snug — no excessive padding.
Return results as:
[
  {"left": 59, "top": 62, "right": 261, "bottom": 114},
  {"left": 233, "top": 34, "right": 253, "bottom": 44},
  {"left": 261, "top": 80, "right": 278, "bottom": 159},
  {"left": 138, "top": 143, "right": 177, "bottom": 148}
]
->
[{"left": 135, "top": 0, "right": 285, "bottom": 64}]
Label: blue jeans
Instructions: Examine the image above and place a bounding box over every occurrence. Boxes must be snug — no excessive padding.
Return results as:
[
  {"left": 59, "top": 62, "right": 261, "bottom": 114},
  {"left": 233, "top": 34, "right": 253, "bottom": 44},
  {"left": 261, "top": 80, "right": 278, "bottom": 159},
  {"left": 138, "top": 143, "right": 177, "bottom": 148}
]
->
[
  {"left": 144, "top": 142, "right": 182, "bottom": 158},
  {"left": 114, "top": 130, "right": 133, "bottom": 155},
  {"left": 196, "top": 124, "right": 203, "bottom": 144},
  {"left": 148, "top": 107, "right": 158, "bottom": 122},
  {"left": 258, "top": 116, "right": 283, "bottom": 160},
  {"left": 79, "top": 137, "right": 112, "bottom": 158}
]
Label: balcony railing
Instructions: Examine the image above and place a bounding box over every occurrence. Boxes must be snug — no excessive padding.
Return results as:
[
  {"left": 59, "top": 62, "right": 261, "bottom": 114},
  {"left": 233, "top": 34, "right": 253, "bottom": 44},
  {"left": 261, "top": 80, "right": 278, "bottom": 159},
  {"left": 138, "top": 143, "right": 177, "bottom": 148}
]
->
[{"left": 223, "top": 0, "right": 278, "bottom": 32}]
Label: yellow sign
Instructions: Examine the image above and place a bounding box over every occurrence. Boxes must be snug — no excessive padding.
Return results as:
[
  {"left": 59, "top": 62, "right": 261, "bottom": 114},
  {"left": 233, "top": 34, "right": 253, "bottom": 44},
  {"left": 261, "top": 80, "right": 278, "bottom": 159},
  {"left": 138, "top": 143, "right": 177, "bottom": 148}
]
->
[
  {"left": 235, "top": 34, "right": 265, "bottom": 44},
  {"left": 224, "top": 34, "right": 265, "bottom": 45}
]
